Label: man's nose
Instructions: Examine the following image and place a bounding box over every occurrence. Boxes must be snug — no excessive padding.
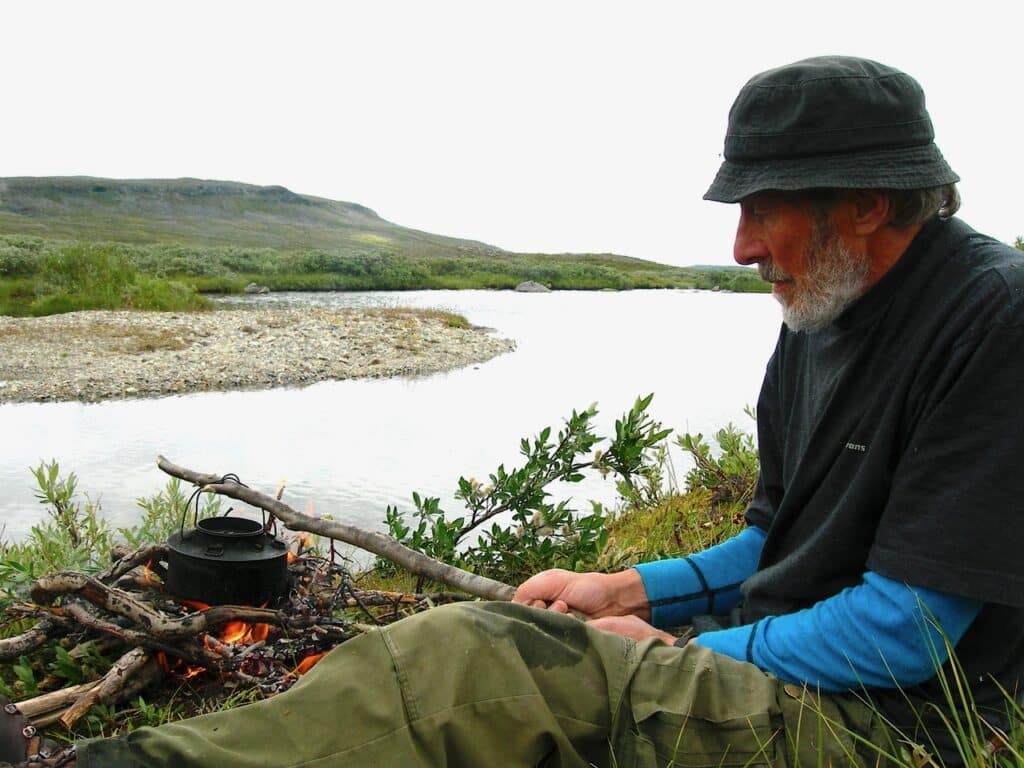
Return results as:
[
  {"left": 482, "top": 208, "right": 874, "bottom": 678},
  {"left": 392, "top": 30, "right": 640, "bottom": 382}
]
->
[{"left": 733, "top": 212, "right": 768, "bottom": 266}]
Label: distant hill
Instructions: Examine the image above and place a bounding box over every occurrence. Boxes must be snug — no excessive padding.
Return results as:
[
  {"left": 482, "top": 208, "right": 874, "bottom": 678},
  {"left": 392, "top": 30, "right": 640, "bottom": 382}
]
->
[
  {"left": 0, "top": 177, "right": 667, "bottom": 269},
  {"left": 0, "top": 176, "right": 511, "bottom": 258}
]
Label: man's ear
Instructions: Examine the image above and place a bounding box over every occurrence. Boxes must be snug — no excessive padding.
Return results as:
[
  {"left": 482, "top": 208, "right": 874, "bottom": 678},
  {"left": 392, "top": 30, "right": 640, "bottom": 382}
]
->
[{"left": 849, "top": 191, "right": 892, "bottom": 236}]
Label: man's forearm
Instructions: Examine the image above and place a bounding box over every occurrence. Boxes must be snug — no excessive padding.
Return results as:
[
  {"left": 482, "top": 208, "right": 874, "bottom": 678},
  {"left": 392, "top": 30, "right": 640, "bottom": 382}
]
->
[
  {"left": 695, "top": 572, "right": 982, "bottom": 691},
  {"left": 634, "top": 526, "right": 766, "bottom": 628}
]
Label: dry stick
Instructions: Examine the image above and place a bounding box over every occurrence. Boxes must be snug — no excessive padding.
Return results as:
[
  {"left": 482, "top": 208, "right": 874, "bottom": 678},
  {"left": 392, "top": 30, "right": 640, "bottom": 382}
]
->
[
  {"left": 344, "top": 590, "right": 474, "bottom": 607},
  {"left": 60, "top": 647, "right": 151, "bottom": 729},
  {"left": 11, "top": 682, "right": 101, "bottom": 720},
  {"left": 0, "top": 619, "right": 57, "bottom": 661},
  {"left": 62, "top": 603, "right": 223, "bottom": 671},
  {"left": 156, "top": 455, "right": 517, "bottom": 602},
  {"left": 32, "top": 660, "right": 162, "bottom": 730},
  {"left": 31, "top": 572, "right": 289, "bottom": 641},
  {"left": 0, "top": 546, "right": 168, "bottom": 662},
  {"left": 99, "top": 544, "right": 169, "bottom": 583}
]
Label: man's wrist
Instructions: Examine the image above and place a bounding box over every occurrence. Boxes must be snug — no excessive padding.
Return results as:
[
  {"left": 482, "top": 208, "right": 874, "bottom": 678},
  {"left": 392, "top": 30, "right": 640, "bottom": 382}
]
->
[{"left": 606, "top": 569, "right": 651, "bottom": 620}]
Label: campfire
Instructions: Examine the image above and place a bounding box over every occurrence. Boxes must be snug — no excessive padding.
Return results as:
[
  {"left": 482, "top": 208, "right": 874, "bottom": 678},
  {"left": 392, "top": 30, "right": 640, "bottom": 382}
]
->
[{"left": 0, "top": 456, "right": 509, "bottom": 738}]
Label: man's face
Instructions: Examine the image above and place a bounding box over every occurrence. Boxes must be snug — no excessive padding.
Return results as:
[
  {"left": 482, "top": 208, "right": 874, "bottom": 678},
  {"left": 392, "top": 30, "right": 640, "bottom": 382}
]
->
[{"left": 733, "top": 192, "right": 870, "bottom": 332}]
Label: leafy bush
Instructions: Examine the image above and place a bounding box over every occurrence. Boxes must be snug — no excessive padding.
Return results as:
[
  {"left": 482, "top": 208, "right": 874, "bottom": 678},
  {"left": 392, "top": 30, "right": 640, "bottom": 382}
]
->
[
  {"left": 0, "top": 242, "right": 209, "bottom": 315},
  {"left": 0, "top": 464, "right": 221, "bottom": 598},
  {"left": 0, "top": 462, "right": 113, "bottom": 593},
  {"left": 676, "top": 409, "right": 759, "bottom": 508},
  {"left": 0, "top": 245, "right": 41, "bottom": 277},
  {"left": 380, "top": 395, "right": 672, "bottom": 586}
]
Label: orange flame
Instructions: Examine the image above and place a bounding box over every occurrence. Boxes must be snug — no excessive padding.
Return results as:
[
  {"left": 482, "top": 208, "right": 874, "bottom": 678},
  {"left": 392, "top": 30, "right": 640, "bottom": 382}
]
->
[
  {"left": 292, "top": 652, "right": 326, "bottom": 676},
  {"left": 287, "top": 531, "right": 314, "bottom": 564},
  {"left": 219, "top": 621, "right": 272, "bottom": 645},
  {"left": 157, "top": 651, "right": 207, "bottom": 681},
  {"left": 142, "top": 559, "right": 159, "bottom": 584}
]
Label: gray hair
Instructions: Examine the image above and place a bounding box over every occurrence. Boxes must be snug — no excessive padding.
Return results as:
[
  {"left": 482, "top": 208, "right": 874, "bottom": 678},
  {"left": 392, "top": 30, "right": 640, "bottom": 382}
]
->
[
  {"left": 885, "top": 184, "right": 960, "bottom": 227},
  {"left": 798, "top": 184, "right": 960, "bottom": 228}
]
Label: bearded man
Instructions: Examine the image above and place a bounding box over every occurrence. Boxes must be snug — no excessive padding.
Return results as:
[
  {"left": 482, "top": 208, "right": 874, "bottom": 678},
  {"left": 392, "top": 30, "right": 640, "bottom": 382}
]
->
[{"left": 7, "top": 55, "right": 1022, "bottom": 768}]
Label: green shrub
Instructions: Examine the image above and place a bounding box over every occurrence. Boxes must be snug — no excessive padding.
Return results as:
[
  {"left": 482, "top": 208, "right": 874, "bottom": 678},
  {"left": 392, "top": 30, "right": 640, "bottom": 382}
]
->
[
  {"left": 124, "top": 276, "right": 210, "bottom": 311},
  {"left": 676, "top": 415, "right": 759, "bottom": 508},
  {"left": 380, "top": 395, "right": 672, "bottom": 586}
]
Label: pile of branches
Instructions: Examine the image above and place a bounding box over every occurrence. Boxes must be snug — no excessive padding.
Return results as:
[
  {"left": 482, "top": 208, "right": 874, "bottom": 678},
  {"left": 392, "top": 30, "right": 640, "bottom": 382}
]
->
[{"left": 0, "top": 456, "right": 510, "bottom": 735}]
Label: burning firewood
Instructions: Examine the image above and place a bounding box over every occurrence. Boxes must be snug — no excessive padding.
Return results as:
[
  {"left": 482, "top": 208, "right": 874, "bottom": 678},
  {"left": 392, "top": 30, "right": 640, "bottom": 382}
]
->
[{"left": 1, "top": 456, "right": 516, "bottom": 745}]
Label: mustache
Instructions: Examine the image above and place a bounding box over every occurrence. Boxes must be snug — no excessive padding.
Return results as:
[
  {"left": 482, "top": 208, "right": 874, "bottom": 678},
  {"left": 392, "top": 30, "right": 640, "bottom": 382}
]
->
[{"left": 759, "top": 260, "right": 791, "bottom": 282}]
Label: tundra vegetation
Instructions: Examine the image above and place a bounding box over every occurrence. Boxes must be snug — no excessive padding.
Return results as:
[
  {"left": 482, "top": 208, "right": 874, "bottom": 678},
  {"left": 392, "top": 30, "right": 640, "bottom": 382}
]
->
[
  {"left": 0, "top": 235, "right": 769, "bottom": 316},
  {"left": 0, "top": 397, "right": 1019, "bottom": 767},
  {"left": 0, "top": 178, "right": 770, "bottom": 316}
]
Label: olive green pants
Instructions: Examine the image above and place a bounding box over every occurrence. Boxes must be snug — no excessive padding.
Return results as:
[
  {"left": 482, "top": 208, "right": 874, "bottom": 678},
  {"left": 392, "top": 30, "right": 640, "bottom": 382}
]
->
[{"left": 78, "top": 602, "right": 882, "bottom": 767}]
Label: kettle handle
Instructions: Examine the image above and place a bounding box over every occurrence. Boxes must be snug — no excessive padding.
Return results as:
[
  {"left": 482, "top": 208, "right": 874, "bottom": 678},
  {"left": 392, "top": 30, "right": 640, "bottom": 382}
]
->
[{"left": 179, "top": 473, "right": 247, "bottom": 538}]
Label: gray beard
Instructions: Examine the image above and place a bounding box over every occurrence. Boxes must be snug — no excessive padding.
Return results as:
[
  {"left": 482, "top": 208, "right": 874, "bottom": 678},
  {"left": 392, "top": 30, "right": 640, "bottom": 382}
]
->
[{"left": 767, "top": 222, "right": 871, "bottom": 333}]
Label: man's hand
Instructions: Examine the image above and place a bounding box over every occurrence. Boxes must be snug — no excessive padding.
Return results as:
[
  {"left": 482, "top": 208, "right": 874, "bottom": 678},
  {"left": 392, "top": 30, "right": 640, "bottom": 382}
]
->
[
  {"left": 587, "top": 615, "right": 677, "bottom": 645},
  {"left": 512, "top": 568, "right": 651, "bottom": 620}
]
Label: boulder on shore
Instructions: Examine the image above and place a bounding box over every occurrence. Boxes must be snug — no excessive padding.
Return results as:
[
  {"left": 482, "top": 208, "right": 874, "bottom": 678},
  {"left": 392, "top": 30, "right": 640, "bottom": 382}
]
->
[
  {"left": 244, "top": 282, "right": 271, "bottom": 294},
  {"left": 515, "top": 281, "right": 551, "bottom": 293}
]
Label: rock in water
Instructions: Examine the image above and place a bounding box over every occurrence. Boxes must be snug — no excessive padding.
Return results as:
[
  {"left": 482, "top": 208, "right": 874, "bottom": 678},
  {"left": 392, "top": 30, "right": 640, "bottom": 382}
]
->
[{"left": 514, "top": 281, "right": 551, "bottom": 293}]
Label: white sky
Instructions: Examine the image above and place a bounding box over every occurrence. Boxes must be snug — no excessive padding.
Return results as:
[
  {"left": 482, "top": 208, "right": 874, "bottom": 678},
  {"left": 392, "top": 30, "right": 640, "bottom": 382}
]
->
[{"left": 2, "top": 1, "right": 1021, "bottom": 267}]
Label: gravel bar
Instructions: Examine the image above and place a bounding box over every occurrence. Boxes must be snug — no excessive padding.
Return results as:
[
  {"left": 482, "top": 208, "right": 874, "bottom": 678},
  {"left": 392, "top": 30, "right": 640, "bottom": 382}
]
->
[{"left": 0, "top": 307, "right": 515, "bottom": 403}]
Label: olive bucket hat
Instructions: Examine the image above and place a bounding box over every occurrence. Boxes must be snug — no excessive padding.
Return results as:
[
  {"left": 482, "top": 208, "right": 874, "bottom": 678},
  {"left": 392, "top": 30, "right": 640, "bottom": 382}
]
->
[{"left": 704, "top": 56, "right": 959, "bottom": 203}]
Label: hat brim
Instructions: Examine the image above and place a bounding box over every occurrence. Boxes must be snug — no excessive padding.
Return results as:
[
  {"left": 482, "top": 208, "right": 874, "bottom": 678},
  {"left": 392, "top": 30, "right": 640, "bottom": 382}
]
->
[{"left": 703, "top": 143, "right": 959, "bottom": 203}]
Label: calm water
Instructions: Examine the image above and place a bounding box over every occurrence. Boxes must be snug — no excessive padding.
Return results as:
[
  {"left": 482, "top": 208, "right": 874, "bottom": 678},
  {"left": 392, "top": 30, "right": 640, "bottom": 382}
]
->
[{"left": 0, "top": 289, "right": 780, "bottom": 544}]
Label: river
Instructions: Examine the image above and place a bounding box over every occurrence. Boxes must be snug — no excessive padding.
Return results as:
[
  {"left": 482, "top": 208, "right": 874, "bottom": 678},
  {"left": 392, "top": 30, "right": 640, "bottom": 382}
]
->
[{"left": 0, "top": 289, "right": 781, "bottom": 544}]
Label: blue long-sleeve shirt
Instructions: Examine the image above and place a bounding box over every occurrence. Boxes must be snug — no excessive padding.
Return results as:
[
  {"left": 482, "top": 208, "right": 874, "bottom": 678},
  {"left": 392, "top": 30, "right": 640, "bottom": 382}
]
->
[{"left": 634, "top": 529, "right": 982, "bottom": 691}]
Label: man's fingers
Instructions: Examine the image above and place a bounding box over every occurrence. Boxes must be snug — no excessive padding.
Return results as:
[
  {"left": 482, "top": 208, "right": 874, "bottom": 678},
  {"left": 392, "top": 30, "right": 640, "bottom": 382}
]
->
[{"left": 549, "top": 600, "right": 569, "bottom": 614}]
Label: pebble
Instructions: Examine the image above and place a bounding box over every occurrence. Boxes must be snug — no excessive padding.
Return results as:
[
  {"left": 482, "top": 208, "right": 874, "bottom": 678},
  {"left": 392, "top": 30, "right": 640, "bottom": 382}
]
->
[{"left": 0, "top": 307, "right": 515, "bottom": 403}]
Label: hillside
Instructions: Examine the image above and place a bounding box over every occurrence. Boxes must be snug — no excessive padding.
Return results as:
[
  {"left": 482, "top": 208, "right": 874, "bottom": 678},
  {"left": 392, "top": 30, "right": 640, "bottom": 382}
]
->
[
  {"left": 0, "top": 176, "right": 505, "bottom": 259},
  {"left": 0, "top": 177, "right": 671, "bottom": 273}
]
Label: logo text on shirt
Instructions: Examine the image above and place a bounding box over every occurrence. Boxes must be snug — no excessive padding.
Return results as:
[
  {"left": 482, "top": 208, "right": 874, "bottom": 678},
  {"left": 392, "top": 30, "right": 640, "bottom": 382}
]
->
[{"left": 845, "top": 442, "right": 868, "bottom": 453}]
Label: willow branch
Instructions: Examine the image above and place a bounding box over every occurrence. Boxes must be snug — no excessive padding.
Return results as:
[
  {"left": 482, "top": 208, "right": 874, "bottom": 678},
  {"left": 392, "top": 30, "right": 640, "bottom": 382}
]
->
[
  {"left": 156, "top": 455, "right": 516, "bottom": 601},
  {"left": 456, "top": 458, "right": 591, "bottom": 542}
]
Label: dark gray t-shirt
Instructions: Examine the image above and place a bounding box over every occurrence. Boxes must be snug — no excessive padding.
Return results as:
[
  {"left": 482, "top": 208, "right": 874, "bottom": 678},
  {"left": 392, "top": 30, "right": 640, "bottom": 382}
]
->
[{"left": 742, "top": 217, "right": 1024, "bottom": 753}]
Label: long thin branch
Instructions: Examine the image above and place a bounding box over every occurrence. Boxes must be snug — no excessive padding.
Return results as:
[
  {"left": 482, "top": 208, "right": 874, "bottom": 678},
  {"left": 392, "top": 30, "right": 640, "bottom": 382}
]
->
[{"left": 156, "top": 455, "right": 516, "bottom": 601}]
